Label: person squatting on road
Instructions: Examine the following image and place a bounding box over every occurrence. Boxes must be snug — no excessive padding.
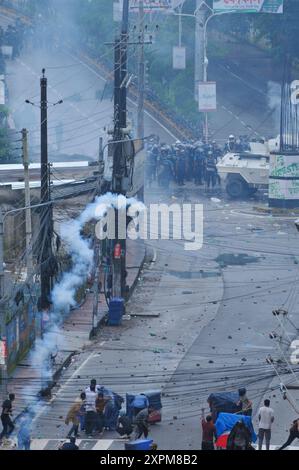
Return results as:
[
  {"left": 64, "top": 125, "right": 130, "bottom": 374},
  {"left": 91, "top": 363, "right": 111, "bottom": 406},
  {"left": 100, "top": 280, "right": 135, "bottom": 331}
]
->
[
  {"left": 227, "top": 420, "right": 253, "bottom": 450},
  {"left": 0, "top": 393, "right": 15, "bottom": 441},
  {"left": 278, "top": 418, "right": 299, "bottom": 450},
  {"left": 201, "top": 408, "right": 216, "bottom": 450},
  {"left": 116, "top": 410, "right": 133, "bottom": 439},
  {"left": 134, "top": 407, "right": 150, "bottom": 440},
  {"left": 258, "top": 399, "right": 274, "bottom": 451}
]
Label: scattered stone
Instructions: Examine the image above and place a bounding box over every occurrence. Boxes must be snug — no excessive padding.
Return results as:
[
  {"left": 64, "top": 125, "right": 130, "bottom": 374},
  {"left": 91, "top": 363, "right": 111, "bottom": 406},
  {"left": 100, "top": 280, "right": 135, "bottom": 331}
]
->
[{"left": 241, "top": 358, "right": 247, "bottom": 362}]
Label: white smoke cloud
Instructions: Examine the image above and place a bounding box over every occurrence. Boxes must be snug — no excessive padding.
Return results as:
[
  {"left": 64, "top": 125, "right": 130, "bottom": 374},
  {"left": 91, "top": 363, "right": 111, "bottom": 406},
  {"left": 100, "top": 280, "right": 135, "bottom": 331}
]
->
[
  {"left": 21, "top": 192, "right": 144, "bottom": 422},
  {"left": 52, "top": 193, "right": 144, "bottom": 313},
  {"left": 267, "top": 81, "right": 281, "bottom": 134}
]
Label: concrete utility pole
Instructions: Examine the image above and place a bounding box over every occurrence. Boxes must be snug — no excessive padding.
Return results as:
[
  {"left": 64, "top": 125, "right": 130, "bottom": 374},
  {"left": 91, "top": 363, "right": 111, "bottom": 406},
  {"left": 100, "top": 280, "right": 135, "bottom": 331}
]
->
[
  {"left": 0, "top": 207, "right": 7, "bottom": 399},
  {"left": 90, "top": 137, "right": 105, "bottom": 337},
  {"left": 40, "top": 69, "right": 53, "bottom": 310},
  {"left": 194, "top": 0, "right": 207, "bottom": 102},
  {"left": 22, "top": 128, "right": 33, "bottom": 280},
  {"left": 137, "top": 0, "right": 145, "bottom": 141},
  {"left": 112, "top": 0, "right": 130, "bottom": 299},
  {"left": 91, "top": 239, "right": 101, "bottom": 338}
]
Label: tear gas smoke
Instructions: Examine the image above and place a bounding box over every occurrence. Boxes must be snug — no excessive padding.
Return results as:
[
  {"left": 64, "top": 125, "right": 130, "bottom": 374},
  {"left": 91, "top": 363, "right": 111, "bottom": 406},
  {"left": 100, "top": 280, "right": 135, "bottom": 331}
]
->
[
  {"left": 267, "top": 81, "right": 281, "bottom": 134},
  {"left": 22, "top": 193, "right": 144, "bottom": 425}
]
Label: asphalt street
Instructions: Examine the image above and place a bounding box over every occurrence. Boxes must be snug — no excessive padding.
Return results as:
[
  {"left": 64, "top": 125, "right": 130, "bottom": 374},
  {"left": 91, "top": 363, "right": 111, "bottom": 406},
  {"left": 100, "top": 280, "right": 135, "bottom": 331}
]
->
[
  {"left": 5, "top": 45, "right": 176, "bottom": 163},
  {"left": 1, "top": 9, "right": 299, "bottom": 452},
  {"left": 28, "top": 185, "right": 299, "bottom": 450}
]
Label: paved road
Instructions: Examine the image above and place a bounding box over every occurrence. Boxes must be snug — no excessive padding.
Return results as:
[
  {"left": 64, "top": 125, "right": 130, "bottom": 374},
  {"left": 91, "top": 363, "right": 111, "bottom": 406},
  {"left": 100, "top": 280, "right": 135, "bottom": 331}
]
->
[
  {"left": 28, "top": 184, "right": 299, "bottom": 450},
  {"left": 2, "top": 8, "right": 299, "bottom": 451},
  {"left": 5, "top": 45, "right": 176, "bottom": 163}
]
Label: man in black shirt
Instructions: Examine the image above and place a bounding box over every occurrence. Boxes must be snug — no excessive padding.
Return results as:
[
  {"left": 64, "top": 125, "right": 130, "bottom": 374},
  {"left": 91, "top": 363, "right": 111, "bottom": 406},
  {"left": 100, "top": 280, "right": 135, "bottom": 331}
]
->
[
  {"left": 0, "top": 393, "right": 15, "bottom": 440},
  {"left": 59, "top": 437, "right": 79, "bottom": 450}
]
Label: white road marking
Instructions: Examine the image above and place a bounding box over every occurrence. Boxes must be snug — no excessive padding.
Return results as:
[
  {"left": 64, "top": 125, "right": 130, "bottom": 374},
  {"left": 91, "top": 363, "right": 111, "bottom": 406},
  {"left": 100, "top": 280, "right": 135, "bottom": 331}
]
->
[
  {"left": 92, "top": 440, "right": 114, "bottom": 450},
  {"left": 32, "top": 350, "right": 99, "bottom": 423},
  {"left": 29, "top": 439, "right": 115, "bottom": 450}
]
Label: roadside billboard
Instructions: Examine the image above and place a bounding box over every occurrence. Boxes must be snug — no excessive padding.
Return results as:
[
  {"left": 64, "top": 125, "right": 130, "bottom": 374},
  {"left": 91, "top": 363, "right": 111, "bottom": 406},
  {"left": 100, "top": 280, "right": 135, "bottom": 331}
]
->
[
  {"left": 129, "top": 0, "right": 172, "bottom": 11},
  {"left": 173, "top": 46, "right": 186, "bottom": 70},
  {"left": 198, "top": 82, "right": 217, "bottom": 112},
  {"left": 213, "top": 0, "right": 283, "bottom": 14}
]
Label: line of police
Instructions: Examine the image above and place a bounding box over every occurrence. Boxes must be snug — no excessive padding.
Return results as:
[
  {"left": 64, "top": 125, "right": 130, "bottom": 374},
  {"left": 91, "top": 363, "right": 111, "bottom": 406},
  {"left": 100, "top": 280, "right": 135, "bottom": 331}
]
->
[{"left": 146, "top": 135, "right": 250, "bottom": 190}]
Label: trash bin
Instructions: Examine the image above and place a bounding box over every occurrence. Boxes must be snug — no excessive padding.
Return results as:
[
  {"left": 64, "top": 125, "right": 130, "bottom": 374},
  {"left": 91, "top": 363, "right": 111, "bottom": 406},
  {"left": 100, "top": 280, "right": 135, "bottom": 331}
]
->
[
  {"left": 108, "top": 298, "right": 124, "bottom": 326},
  {"left": 125, "top": 439, "right": 153, "bottom": 450}
]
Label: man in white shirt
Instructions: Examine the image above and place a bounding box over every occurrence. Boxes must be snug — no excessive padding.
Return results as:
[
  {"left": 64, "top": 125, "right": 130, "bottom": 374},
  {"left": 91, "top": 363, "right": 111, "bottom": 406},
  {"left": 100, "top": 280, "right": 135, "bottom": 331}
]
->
[
  {"left": 258, "top": 399, "right": 274, "bottom": 450},
  {"left": 84, "top": 379, "right": 99, "bottom": 436}
]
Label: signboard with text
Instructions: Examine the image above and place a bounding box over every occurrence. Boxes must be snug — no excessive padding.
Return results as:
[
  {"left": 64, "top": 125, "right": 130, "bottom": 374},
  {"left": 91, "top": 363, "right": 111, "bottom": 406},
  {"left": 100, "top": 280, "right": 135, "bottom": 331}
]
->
[
  {"left": 173, "top": 46, "right": 186, "bottom": 70},
  {"left": 130, "top": 0, "right": 172, "bottom": 11},
  {"left": 114, "top": 1, "right": 183, "bottom": 20},
  {"left": 198, "top": 82, "right": 217, "bottom": 112},
  {"left": 213, "top": 0, "right": 283, "bottom": 14}
]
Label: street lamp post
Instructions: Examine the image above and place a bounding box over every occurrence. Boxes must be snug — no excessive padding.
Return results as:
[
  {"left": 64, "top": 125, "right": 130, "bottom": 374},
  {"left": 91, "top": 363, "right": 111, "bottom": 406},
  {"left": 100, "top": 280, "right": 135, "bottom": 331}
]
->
[
  {"left": 202, "top": 10, "right": 225, "bottom": 141},
  {"left": 174, "top": 3, "right": 227, "bottom": 141}
]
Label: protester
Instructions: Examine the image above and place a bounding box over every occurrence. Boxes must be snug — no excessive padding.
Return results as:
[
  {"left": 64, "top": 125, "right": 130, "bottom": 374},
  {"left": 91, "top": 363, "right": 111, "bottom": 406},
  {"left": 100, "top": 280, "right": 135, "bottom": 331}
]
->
[
  {"left": 132, "top": 393, "right": 149, "bottom": 417},
  {"left": 227, "top": 420, "right": 252, "bottom": 450},
  {"left": 17, "top": 415, "right": 32, "bottom": 451},
  {"left": 65, "top": 397, "right": 82, "bottom": 438},
  {"left": 201, "top": 408, "right": 216, "bottom": 450},
  {"left": 277, "top": 418, "right": 299, "bottom": 450},
  {"left": 84, "top": 379, "right": 98, "bottom": 437},
  {"left": 59, "top": 437, "right": 79, "bottom": 450},
  {"left": 95, "top": 392, "right": 107, "bottom": 434},
  {"left": 79, "top": 392, "right": 86, "bottom": 432},
  {"left": 134, "top": 407, "right": 149, "bottom": 440},
  {"left": 258, "top": 399, "right": 274, "bottom": 450},
  {"left": 0, "top": 393, "right": 15, "bottom": 441},
  {"left": 116, "top": 410, "right": 133, "bottom": 439},
  {"left": 238, "top": 388, "right": 253, "bottom": 416}
]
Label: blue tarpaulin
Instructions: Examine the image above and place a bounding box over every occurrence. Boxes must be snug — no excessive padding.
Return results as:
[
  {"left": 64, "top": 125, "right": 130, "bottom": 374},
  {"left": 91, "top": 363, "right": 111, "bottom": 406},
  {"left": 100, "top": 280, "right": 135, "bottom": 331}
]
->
[{"left": 215, "top": 412, "right": 257, "bottom": 442}]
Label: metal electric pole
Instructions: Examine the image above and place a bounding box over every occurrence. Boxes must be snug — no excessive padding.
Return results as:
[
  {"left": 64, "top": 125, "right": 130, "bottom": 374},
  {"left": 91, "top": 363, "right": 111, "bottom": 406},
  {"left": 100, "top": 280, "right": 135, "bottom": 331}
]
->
[
  {"left": 40, "top": 69, "right": 53, "bottom": 310},
  {"left": 137, "top": 0, "right": 145, "bottom": 141},
  {"left": 112, "top": 0, "right": 130, "bottom": 299},
  {"left": 194, "top": 1, "right": 206, "bottom": 102},
  {"left": 22, "top": 128, "right": 33, "bottom": 280},
  {"left": 0, "top": 207, "right": 7, "bottom": 399}
]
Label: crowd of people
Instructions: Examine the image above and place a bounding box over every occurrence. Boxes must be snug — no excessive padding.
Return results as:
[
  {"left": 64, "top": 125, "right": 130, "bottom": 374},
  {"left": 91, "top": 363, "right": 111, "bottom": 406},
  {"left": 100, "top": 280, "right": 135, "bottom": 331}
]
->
[
  {"left": 0, "top": 381, "right": 154, "bottom": 450},
  {"left": 146, "top": 135, "right": 250, "bottom": 191},
  {"left": 64, "top": 379, "right": 152, "bottom": 443},
  {"left": 201, "top": 387, "right": 299, "bottom": 451},
  {"left": 1, "top": 385, "right": 299, "bottom": 450}
]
